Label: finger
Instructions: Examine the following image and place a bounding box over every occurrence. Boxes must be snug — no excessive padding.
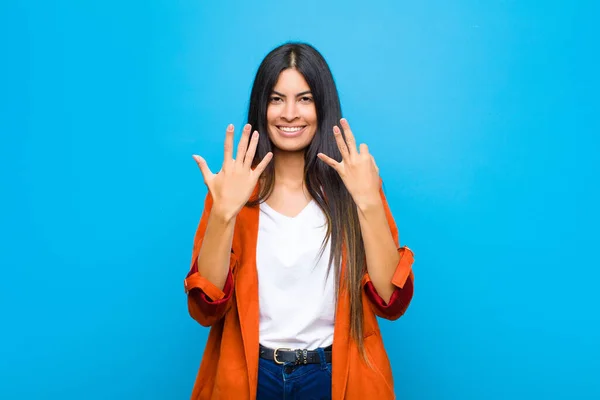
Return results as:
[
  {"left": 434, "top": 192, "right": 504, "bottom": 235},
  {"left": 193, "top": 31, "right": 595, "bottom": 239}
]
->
[
  {"left": 254, "top": 151, "right": 273, "bottom": 175},
  {"left": 371, "top": 155, "right": 380, "bottom": 174},
  {"left": 359, "top": 143, "right": 369, "bottom": 154},
  {"left": 340, "top": 118, "right": 358, "bottom": 157},
  {"left": 243, "top": 130, "right": 260, "bottom": 168},
  {"left": 317, "top": 153, "right": 341, "bottom": 171},
  {"left": 192, "top": 154, "right": 213, "bottom": 183},
  {"left": 235, "top": 124, "right": 252, "bottom": 164},
  {"left": 223, "top": 124, "right": 235, "bottom": 167},
  {"left": 333, "top": 125, "right": 350, "bottom": 161}
]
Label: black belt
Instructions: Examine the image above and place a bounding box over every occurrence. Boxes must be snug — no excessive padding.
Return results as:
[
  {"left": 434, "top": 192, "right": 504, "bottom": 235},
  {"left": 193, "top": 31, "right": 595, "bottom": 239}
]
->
[{"left": 259, "top": 344, "right": 332, "bottom": 365}]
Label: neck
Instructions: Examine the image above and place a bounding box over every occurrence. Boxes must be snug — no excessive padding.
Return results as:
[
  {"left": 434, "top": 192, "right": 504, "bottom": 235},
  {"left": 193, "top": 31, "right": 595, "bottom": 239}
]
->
[{"left": 273, "top": 149, "right": 306, "bottom": 190}]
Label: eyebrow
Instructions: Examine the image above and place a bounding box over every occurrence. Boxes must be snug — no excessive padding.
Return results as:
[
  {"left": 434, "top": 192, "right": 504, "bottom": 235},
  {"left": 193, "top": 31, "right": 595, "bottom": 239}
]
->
[{"left": 271, "top": 90, "right": 312, "bottom": 97}]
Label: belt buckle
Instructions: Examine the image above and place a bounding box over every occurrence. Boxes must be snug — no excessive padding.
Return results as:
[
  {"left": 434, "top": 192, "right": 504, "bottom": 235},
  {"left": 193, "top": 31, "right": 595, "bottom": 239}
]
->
[{"left": 273, "top": 347, "right": 292, "bottom": 365}]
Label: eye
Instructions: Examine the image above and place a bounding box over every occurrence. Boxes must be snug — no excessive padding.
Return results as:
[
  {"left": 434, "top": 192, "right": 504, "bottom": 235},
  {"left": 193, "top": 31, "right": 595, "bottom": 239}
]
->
[
  {"left": 299, "top": 96, "right": 313, "bottom": 103},
  {"left": 269, "top": 96, "right": 283, "bottom": 103}
]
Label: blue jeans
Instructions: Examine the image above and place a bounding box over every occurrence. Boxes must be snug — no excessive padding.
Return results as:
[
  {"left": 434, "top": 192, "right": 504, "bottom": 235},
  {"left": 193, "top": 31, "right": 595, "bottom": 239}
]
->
[{"left": 257, "top": 347, "right": 332, "bottom": 400}]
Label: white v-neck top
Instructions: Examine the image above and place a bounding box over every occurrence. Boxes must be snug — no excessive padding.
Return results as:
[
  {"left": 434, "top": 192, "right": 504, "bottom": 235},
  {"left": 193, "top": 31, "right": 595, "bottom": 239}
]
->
[{"left": 256, "top": 199, "right": 336, "bottom": 350}]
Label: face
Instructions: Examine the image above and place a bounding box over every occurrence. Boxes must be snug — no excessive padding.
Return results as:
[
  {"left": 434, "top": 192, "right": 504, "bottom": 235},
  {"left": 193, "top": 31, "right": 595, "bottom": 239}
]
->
[{"left": 266, "top": 68, "right": 317, "bottom": 153}]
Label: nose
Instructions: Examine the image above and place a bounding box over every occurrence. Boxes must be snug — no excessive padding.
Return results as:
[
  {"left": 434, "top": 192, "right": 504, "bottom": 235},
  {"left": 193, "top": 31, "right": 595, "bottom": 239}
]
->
[{"left": 281, "top": 100, "right": 298, "bottom": 121}]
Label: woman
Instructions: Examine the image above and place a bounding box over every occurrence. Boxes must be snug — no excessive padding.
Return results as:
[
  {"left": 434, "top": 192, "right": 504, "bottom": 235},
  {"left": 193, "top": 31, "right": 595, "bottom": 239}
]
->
[{"left": 184, "top": 42, "right": 414, "bottom": 400}]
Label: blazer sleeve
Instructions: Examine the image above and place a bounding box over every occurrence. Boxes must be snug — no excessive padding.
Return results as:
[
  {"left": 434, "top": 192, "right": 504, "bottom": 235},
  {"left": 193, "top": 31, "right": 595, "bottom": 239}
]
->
[
  {"left": 184, "top": 192, "right": 236, "bottom": 327},
  {"left": 362, "top": 185, "right": 415, "bottom": 320}
]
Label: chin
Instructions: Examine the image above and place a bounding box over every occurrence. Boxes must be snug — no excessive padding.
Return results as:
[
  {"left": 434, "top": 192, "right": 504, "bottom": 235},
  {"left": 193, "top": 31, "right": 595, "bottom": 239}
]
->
[
  {"left": 268, "top": 127, "right": 315, "bottom": 153},
  {"left": 271, "top": 140, "right": 311, "bottom": 153}
]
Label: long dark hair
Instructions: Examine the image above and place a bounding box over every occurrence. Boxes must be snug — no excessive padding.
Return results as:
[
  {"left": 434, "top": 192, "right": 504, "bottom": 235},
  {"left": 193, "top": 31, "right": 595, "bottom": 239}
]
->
[{"left": 246, "top": 42, "right": 368, "bottom": 354}]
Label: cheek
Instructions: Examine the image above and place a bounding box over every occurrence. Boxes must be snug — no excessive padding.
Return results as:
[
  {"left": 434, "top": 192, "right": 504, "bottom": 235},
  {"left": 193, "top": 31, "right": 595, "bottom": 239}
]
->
[
  {"left": 266, "top": 106, "right": 276, "bottom": 124},
  {"left": 265, "top": 107, "right": 279, "bottom": 139},
  {"left": 301, "top": 106, "right": 318, "bottom": 125}
]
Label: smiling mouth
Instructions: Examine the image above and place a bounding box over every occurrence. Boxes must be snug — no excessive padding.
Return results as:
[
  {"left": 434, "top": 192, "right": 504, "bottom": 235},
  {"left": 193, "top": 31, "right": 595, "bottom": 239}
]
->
[
  {"left": 277, "top": 126, "right": 307, "bottom": 133},
  {"left": 275, "top": 125, "right": 308, "bottom": 138}
]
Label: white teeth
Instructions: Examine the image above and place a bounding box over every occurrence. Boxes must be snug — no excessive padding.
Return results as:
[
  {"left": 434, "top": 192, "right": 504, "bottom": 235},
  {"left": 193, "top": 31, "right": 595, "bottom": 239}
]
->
[{"left": 279, "top": 126, "right": 304, "bottom": 133}]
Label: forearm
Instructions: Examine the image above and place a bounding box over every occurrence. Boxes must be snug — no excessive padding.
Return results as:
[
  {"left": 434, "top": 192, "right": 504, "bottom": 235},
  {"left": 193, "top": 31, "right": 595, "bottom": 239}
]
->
[
  {"left": 356, "top": 195, "right": 400, "bottom": 304},
  {"left": 196, "top": 211, "right": 236, "bottom": 291}
]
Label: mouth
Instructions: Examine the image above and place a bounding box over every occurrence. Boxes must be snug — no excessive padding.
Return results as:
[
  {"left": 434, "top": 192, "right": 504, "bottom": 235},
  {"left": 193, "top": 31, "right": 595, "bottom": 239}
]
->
[{"left": 276, "top": 125, "right": 307, "bottom": 138}]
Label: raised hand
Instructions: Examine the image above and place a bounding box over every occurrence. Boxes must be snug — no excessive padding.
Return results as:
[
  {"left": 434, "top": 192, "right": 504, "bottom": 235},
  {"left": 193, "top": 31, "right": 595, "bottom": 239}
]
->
[
  {"left": 317, "top": 118, "right": 381, "bottom": 209},
  {"left": 193, "top": 124, "right": 273, "bottom": 221}
]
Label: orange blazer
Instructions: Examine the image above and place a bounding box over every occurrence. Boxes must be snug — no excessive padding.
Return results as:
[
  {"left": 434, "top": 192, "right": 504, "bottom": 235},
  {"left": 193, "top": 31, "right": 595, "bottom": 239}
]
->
[{"left": 184, "top": 185, "right": 415, "bottom": 399}]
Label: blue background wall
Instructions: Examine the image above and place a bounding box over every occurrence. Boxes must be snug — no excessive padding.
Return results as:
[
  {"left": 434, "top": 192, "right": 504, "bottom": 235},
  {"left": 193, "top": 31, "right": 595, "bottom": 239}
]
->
[{"left": 1, "top": 1, "right": 598, "bottom": 399}]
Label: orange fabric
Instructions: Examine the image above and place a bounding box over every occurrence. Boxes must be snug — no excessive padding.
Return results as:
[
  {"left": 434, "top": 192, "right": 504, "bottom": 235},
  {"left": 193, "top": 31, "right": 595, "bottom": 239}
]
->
[
  {"left": 361, "top": 246, "right": 413, "bottom": 289},
  {"left": 184, "top": 273, "right": 225, "bottom": 300},
  {"left": 392, "top": 247, "right": 415, "bottom": 289},
  {"left": 185, "top": 186, "right": 414, "bottom": 399}
]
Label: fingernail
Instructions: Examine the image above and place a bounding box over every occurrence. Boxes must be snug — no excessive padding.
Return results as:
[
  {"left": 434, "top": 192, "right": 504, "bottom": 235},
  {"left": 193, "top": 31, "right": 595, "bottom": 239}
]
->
[{"left": 228, "top": 124, "right": 234, "bottom": 130}]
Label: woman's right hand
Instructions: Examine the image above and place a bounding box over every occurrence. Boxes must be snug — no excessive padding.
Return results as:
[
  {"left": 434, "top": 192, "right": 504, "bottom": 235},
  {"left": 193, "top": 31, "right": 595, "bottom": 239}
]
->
[{"left": 193, "top": 124, "right": 273, "bottom": 221}]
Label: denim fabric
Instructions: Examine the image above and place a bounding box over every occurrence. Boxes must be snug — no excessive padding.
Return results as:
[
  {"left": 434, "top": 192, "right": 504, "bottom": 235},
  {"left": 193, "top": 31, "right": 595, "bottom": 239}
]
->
[{"left": 257, "top": 347, "right": 332, "bottom": 400}]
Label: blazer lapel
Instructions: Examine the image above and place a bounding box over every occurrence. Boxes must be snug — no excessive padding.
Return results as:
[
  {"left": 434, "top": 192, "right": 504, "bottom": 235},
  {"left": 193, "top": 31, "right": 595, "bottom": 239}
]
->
[
  {"left": 332, "top": 247, "right": 350, "bottom": 400},
  {"left": 235, "top": 187, "right": 261, "bottom": 398}
]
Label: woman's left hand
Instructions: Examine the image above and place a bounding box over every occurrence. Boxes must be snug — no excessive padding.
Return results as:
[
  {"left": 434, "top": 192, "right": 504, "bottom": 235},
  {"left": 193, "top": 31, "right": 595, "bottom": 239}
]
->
[{"left": 318, "top": 118, "right": 381, "bottom": 209}]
